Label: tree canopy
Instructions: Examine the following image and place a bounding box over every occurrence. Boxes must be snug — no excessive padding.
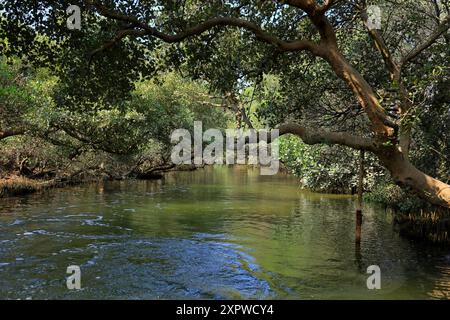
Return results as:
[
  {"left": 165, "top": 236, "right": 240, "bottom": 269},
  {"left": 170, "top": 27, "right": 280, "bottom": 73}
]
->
[{"left": 1, "top": 0, "right": 450, "bottom": 208}]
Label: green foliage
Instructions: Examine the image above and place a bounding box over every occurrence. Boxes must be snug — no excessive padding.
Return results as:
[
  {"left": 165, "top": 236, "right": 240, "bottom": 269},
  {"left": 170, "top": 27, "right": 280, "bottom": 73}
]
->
[
  {"left": 364, "top": 182, "right": 429, "bottom": 213},
  {"left": 0, "top": 58, "right": 33, "bottom": 132},
  {"left": 0, "top": 58, "right": 230, "bottom": 180},
  {"left": 1, "top": 0, "right": 449, "bottom": 213},
  {"left": 130, "top": 72, "right": 229, "bottom": 146},
  {"left": 279, "top": 135, "right": 385, "bottom": 194}
]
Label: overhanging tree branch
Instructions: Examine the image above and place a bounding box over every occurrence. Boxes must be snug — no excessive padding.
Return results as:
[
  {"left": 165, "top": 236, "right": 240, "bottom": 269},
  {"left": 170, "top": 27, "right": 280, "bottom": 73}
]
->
[
  {"left": 88, "top": 1, "right": 325, "bottom": 58},
  {"left": 255, "top": 122, "right": 375, "bottom": 151},
  {"left": 360, "top": 4, "right": 414, "bottom": 153},
  {"left": 277, "top": 123, "right": 376, "bottom": 151},
  {"left": 401, "top": 15, "right": 450, "bottom": 67},
  {"left": 89, "top": 0, "right": 393, "bottom": 138}
]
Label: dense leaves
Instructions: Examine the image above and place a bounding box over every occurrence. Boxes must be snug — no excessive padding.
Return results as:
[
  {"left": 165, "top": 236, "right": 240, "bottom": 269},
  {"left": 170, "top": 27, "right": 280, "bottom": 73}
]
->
[{"left": 1, "top": 0, "right": 449, "bottom": 208}]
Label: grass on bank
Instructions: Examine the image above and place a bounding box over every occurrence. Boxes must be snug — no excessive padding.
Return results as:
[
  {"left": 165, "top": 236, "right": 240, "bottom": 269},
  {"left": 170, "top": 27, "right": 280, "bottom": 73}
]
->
[{"left": 0, "top": 176, "right": 52, "bottom": 197}]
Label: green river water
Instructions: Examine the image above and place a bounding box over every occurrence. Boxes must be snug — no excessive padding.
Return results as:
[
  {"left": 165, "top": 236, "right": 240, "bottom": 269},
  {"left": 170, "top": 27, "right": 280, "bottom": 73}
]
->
[{"left": 0, "top": 166, "right": 449, "bottom": 299}]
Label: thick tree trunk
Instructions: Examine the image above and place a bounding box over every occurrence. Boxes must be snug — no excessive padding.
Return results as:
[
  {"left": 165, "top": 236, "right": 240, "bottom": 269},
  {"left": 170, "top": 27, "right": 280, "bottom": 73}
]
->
[
  {"left": 318, "top": 48, "right": 450, "bottom": 209},
  {"left": 275, "top": 122, "right": 450, "bottom": 209},
  {"left": 324, "top": 49, "right": 397, "bottom": 138},
  {"left": 376, "top": 147, "right": 450, "bottom": 209}
]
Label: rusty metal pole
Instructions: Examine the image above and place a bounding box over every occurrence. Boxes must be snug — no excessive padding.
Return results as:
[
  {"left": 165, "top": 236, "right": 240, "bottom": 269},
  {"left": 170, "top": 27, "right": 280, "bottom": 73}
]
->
[{"left": 355, "top": 150, "right": 365, "bottom": 244}]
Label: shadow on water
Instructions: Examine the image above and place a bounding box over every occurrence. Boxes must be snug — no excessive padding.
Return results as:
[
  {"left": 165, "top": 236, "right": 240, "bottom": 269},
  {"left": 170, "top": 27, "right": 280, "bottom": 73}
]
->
[{"left": 0, "top": 165, "right": 449, "bottom": 299}]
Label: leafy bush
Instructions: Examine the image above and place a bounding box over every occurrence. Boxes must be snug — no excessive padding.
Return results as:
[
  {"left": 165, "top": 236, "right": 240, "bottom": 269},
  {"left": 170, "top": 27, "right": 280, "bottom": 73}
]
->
[
  {"left": 364, "top": 181, "right": 428, "bottom": 212},
  {"left": 279, "top": 135, "right": 384, "bottom": 194}
]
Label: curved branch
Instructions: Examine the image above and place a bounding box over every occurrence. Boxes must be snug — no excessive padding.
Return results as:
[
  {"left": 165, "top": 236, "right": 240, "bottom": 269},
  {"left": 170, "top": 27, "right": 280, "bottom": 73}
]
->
[
  {"left": 88, "top": 2, "right": 325, "bottom": 57},
  {"left": 89, "top": 29, "right": 146, "bottom": 62},
  {"left": 401, "top": 15, "right": 450, "bottom": 67},
  {"left": 277, "top": 123, "right": 376, "bottom": 151},
  {"left": 361, "top": 6, "right": 414, "bottom": 153},
  {"left": 255, "top": 123, "right": 375, "bottom": 151},
  {"left": 88, "top": 1, "right": 390, "bottom": 139}
]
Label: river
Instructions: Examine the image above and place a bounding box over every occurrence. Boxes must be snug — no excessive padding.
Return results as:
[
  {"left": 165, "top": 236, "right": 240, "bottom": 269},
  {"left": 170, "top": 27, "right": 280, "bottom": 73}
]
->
[{"left": 0, "top": 166, "right": 449, "bottom": 299}]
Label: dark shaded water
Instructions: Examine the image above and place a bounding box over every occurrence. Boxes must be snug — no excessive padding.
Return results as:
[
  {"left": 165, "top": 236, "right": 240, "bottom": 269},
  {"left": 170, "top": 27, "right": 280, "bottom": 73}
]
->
[{"left": 0, "top": 166, "right": 449, "bottom": 299}]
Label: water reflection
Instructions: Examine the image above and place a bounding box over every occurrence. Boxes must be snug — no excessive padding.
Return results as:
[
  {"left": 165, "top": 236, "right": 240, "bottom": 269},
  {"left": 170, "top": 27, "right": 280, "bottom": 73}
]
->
[{"left": 0, "top": 166, "right": 449, "bottom": 299}]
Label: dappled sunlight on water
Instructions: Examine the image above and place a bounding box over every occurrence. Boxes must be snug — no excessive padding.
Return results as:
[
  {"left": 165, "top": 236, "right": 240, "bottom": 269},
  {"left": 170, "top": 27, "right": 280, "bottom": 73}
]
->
[{"left": 0, "top": 166, "right": 449, "bottom": 299}]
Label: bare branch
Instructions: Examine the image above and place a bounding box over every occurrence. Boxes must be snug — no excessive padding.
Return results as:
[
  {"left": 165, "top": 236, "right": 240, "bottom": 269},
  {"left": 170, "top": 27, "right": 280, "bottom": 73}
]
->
[
  {"left": 88, "top": 1, "right": 392, "bottom": 139},
  {"left": 89, "top": 2, "right": 325, "bottom": 57},
  {"left": 88, "top": 29, "right": 147, "bottom": 62},
  {"left": 277, "top": 123, "right": 375, "bottom": 151},
  {"left": 256, "top": 123, "right": 375, "bottom": 151},
  {"left": 401, "top": 15, "right": 450, "bottom": 67}
]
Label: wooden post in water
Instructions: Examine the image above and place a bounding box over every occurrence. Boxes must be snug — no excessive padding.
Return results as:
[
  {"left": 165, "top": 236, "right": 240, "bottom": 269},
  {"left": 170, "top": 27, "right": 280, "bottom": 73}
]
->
[{"left": 355, "top": 150, "right": 365, "bottom": 244}]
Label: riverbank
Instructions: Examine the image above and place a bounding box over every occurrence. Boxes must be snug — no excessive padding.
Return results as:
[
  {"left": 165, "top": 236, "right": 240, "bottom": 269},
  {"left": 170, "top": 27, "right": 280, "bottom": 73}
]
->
[
  {"left": 2, "top": 165, "right": 450, "bottom": 246},
  {"left": 1, "top": 165, "right": 449, "bottom": 299},
  {"left": 0, "top": 175, "right": 85, "bottom": 198},
  {"left": 0, "top": 164, "right": 202, "bottom": 198},
  {"left": 364, "top": 182, "right": 450, "bottom": 245},
  {"left": 0, "top": 176, "right": 45, "bottom": 197}
]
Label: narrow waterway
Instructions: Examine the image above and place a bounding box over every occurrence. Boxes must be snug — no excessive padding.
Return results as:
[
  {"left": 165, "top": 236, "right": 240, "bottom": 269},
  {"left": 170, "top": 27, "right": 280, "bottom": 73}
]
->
[{"left": 0, "top": 166, "right": 449, "bottom": 299}]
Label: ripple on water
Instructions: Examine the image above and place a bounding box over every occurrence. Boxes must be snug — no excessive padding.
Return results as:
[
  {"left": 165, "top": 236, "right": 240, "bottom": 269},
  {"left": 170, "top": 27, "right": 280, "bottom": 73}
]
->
[
  {"left": 1, "top": 167, "right": 450, "bottom": 299},
  {"left": 72, "top": 236, "right": 274, "bottom": 299}
]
